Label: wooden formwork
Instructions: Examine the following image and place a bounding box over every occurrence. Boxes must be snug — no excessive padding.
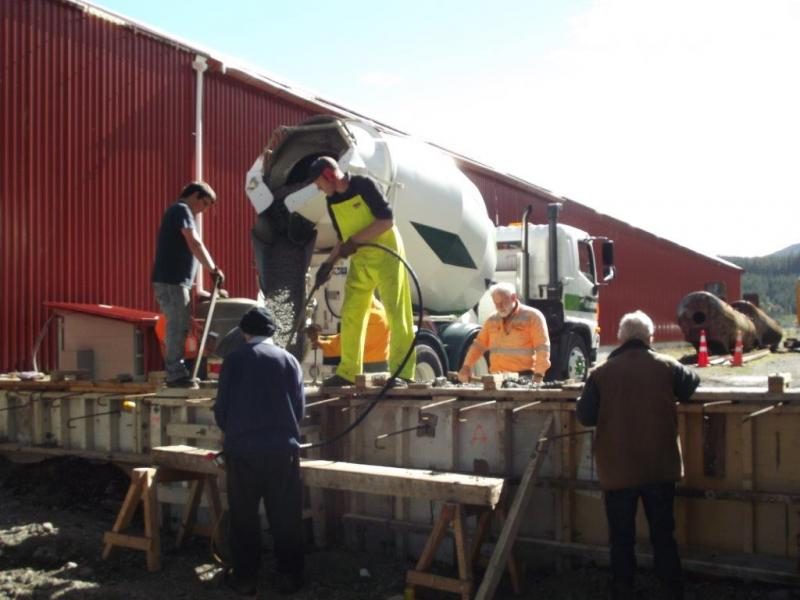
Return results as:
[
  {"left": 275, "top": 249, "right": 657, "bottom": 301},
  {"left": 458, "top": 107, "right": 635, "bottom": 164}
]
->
[{"left": 1, "top": 380, "right": 799, "bottom": 583}]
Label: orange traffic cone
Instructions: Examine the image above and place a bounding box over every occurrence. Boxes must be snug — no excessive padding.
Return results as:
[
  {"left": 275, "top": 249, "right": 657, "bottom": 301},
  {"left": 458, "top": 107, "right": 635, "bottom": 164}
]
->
[
  {"left": 697, "top": 329, "right": 709, "bottom": 368},
  {"left": 732, "top": 329, "right": 744, "bottom": 367}
]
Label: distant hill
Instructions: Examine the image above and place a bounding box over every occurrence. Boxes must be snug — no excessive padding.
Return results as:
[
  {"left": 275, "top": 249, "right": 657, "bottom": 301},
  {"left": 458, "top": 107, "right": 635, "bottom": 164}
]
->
[
  {"left": 722, "top": 248, "right": 799, "bottom": 324},
  {"left": 771, "top": 243, "right": 800, "bottom": 258}
]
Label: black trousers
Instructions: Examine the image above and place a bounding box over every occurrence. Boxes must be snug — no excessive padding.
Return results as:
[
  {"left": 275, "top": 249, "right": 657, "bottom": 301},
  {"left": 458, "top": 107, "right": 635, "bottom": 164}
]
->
[
  {"left": 604, "top": 482, "right": 682, "bottom": 587},
  {"left": 225, "top": 449, "right": 304, "bottom": 584}
]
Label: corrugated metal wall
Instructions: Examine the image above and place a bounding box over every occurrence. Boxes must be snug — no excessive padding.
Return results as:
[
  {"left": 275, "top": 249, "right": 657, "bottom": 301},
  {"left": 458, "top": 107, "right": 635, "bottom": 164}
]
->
[
  {"left": 2, "top": 0, "right": 196, "bottom": 371},
  {"left": 0, "top": 0, "right": 741, "bottom": 372},
  {"left": 0, "top": 0, "right": 318, "bottom": 371}
]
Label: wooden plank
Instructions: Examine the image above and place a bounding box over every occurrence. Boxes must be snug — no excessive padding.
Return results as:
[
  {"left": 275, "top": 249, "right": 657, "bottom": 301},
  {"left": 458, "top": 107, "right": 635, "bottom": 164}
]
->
[
  {"left": 497, "top": 409, "right": 512, "bottom": 478},
  {"left": 177, "top": 479, "right": 204, "bottom": 547},
  {"left": 151, "top": 445, "right": 506, "bottom": 505},
  {"left": 481, "top": 374, "right": 505, "bottom": 391},
  {"left": 0, "top": 442, "right": 145, "bottom": 465},
  {"left": 452, "top": 504, "right": 472, "bottom": 599},
  {"left": 413, "top": 503, "right": 454, "bottom": 573},
  {"left": 102, "top": 531, "right": 153, "bottom": 552},
  {"left": 406, "top": 570, "right": 471, "bottom": 594},
  {"left": 741, "top": 418, "right": 755, "bottom": 554},
  {"left": 394, "top": 406, "right": 411, "bottom": 558},
  {"left": 560, "top": 410, "right": 576, "bottom": 545},
  {"left": 676, "top": 411, "right": 689, "bottom": 547},
  {"left": 152, "top": 445, "right": 220, "bottom": 474},
  {"left": 301, "top": 461, "right": 504, "bottom": 506},
  {"left": 474, "top": 412, "right": 555, "bottom": 600},
  {"left": 141, "top": 468, "right": 161, "bottom": 571}
]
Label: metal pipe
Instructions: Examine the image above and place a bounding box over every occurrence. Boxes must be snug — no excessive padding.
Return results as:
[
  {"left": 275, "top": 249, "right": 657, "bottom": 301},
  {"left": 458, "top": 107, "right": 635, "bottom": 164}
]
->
[
  {"left": 677, "top": 291, "right": 757, "bottom": 354},
  {"left": 512, "top": 400, "right": 542, "bottom": 413},
  {"left": 521, "top": 205, "right": 532, "bottom": 302},
  {"left": 305, "top": 396, "right": 342, "bottom": 409},
  {"left": 546, "top": 203, "right": 562, "bottom": 300},
  {"left": 420, "top": 397, "right": 459, "bottom": 411},
  {"left": 192, "top": 54, "right": 208, "bottom": 294},
  {"left": 743, "top": 402, "right": 785, "bottom": 423},
  {"left": 730, "top": 300, "right": 783, "bottom": 350}
]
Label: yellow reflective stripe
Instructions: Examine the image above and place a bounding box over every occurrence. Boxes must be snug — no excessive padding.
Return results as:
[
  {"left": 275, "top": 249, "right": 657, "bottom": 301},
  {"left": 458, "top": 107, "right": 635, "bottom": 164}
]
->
[
  {"left": 533, "top": 344, "right": 550, "bottom": 352},
  {"left": 489, "top": 347, "right": 532, "bottom": 355}
]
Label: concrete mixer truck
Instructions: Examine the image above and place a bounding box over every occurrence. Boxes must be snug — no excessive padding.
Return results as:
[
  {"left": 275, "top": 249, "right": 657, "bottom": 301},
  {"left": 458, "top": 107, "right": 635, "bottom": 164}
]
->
[{"left": 235, "top": 116, "right": 615, "bottom": 382}]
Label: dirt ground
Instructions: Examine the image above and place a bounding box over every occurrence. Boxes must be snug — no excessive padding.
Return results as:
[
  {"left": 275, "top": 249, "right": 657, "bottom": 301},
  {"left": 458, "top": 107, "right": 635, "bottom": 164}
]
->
[{"left": 2, "top": 349, "right": 800, "bottom": 599}]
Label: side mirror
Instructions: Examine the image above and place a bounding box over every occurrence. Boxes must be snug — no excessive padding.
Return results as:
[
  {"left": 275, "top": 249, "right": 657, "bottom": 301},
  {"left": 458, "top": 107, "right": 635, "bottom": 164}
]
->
[
  {"left": 602, "top": 240, "right": 615, "bottom": 266},
  {"left": 601, "top": 240, "right": 615, "bottom": 283}
]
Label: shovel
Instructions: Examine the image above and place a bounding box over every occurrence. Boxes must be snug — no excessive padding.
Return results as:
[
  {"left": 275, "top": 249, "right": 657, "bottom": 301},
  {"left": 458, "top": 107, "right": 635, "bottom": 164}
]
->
[{"left": 191, "top": 274, "right": 223, "bottom": 383}]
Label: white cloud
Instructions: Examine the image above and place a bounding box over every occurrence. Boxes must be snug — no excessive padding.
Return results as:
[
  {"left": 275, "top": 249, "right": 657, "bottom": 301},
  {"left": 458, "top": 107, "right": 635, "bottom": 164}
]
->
[
  {"left": 358, "top": 71, "right": 405, "bottom": 88},
  {"left": 354, "top": 0, "right": 800, "bottom": 256}
]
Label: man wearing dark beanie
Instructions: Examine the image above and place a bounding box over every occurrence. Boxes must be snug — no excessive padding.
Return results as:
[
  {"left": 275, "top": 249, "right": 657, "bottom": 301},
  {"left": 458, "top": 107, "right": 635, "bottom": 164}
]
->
[{"left": 213, "top": 306, "right": 305, "bottom": 596}]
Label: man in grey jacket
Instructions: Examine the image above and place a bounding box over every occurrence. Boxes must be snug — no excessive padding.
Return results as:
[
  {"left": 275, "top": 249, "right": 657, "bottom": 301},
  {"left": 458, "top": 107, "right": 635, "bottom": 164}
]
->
[{"left": 577, "top": 310, "right": 699, "bottom": 600}]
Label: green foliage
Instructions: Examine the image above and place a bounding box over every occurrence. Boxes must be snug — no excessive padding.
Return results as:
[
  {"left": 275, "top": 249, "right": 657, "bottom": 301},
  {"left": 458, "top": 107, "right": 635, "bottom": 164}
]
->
[{"left": 723, "top": 251, "right": 799, "bottom": 326}]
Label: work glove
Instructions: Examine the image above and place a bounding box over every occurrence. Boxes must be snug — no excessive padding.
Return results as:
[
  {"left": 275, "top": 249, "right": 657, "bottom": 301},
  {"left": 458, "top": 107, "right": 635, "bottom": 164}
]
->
[
  {"left": 315, "top": 262, "right": 334, "bottom": 288},
  {"left": 339, "top": 238, "right": 359, "bottom": 258}
]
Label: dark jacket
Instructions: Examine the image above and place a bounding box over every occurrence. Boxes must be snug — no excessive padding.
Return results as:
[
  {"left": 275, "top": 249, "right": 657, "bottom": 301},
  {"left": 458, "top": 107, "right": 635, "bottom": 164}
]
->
[
  {"left": 213, "top": 339, "right": 305, "bottom": 456},
  {"left": 576, "top": 339, "right": 699, "bottom": 490}
]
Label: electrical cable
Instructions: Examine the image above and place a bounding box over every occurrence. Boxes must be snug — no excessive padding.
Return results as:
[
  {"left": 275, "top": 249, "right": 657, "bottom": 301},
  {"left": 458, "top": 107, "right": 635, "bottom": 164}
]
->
[{"left": 298, "top": 241, "right": 423, "bottom": 450}]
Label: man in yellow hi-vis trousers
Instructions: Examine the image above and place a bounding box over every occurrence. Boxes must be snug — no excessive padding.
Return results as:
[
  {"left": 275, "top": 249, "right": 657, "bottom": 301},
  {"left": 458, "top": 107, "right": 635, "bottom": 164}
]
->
[{"left": 308, "top": 156, "right": 415, "bottom": 387}]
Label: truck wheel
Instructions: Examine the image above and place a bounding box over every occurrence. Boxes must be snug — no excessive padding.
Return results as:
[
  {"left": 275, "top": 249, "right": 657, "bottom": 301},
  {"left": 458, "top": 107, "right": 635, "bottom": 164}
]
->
[
  {"left": 414, "top": 343, "right": 444, "bottom": 382},
  {"left": 563, "top": 334, "right": 589, "bottom": 381}
]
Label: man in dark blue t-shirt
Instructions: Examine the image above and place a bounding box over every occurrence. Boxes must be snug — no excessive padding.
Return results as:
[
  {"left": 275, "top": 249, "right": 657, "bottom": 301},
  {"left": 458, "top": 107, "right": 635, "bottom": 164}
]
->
[
  {"left": 152, "top": 182, "right": 223, "bottom": 387},
  {"left": 214, "top": 306, "right": 306, "bottom": 596}
]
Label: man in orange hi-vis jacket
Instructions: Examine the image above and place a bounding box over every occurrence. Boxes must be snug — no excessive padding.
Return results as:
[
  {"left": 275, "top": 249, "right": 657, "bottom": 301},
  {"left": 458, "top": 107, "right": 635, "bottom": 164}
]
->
[{"left": 458, "top": 282, "right": 551, "bottom": 383}]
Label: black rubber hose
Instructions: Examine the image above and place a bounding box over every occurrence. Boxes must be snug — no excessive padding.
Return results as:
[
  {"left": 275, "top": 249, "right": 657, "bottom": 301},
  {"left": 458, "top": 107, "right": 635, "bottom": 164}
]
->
[{"left": 299, "top": 241, "right": 424, "bottom": 450}]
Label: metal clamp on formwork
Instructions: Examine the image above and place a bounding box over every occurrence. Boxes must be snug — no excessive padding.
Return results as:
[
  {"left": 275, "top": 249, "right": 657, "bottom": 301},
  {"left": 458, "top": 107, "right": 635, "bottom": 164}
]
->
[
  {"left": 374, "top": 413, "right": 438, "bottom": 449},
  {"left": 742, "top": 401, "right": 786, "bottom": 423},
  {"left": 457, "top": 400, "right": 497, "bottom": 422},
  {"left": 0, "top": 392, "right": 30, "bottom": 412},
  {"left": 45, "top": 392, "right": 86, "bottom": 410},
  {"left": 536, "top": 429, "right": 593, "bottom": 451},
  {"left": 66, "top": 399, "right": 137, "bottom": 429},
  {"left": 700, "top": 399, "right": 734, "bottom": 422}
]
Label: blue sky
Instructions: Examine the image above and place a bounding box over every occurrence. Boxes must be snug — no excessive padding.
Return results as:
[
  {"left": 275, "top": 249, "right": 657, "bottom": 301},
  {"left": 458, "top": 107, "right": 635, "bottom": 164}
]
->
[{"left": 94, "top": 0, "right": 800, "bottom": 258}]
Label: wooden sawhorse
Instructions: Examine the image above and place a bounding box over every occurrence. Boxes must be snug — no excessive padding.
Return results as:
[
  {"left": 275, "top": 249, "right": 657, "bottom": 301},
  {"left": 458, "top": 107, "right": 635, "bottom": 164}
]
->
[{"left": 102, "top": 464, "right": 222, "bottom": 571}]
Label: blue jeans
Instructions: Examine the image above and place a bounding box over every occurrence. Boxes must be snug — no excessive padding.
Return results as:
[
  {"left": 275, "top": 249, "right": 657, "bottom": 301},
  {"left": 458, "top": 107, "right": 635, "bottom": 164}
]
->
[
  {"left": 604, "top": 482, "right": 682, "bottom": 591},
  {"left": 153, "top": 282, "right": 191, "bottom": 381}
]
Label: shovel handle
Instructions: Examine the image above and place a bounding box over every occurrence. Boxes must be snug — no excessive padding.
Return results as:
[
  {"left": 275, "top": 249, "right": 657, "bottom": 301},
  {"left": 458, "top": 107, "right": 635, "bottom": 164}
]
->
[{"left": 191, "top": 277, "right": 222, "bottom": 382}]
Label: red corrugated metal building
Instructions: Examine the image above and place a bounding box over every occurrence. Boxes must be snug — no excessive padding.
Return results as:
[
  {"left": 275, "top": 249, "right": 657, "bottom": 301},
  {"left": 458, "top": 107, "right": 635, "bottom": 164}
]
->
[{"left": 0, "top": 0, "right": 740, "bottom": 372}]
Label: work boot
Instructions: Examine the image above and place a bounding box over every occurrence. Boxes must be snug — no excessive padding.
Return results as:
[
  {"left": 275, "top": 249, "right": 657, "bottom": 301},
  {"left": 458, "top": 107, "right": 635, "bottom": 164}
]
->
[
  {"left": 321, "top": 374, "right": 353, "bottom": 388},
  {"left": 386, "top": 377, "right": 413, "bottom": 389},
  {"left": 165, "top": 377, "right": 199, "bottom": 389},
  {"left": 222, "top": 569, "right": 257, "bottom": 597}
]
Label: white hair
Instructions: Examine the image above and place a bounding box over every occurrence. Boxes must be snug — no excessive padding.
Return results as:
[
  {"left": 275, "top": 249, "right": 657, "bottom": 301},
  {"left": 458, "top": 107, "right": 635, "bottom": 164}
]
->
[
  {"left": 617, "top": 310, "right": 654, "bottom": 344},
  {"left": 489, "top": 282, "right": 516, "bottom": 298}
]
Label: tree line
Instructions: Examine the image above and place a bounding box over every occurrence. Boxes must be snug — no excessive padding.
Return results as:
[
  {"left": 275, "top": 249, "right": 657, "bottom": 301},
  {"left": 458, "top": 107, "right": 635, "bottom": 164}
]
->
[{"left": 723, "top": 251, "right": 800, "bottom": 325}]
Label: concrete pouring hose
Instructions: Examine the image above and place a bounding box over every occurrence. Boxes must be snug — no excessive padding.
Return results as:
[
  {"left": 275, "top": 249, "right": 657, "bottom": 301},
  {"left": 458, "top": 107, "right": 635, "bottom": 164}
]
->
[{"left": 297, "top": 241, "right": 424, "bottom": 450}]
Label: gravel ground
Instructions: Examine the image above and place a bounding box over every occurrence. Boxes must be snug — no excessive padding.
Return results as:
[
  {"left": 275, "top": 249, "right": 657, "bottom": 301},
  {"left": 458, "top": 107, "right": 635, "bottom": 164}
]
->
[
  {"left": 2, "top": 349, "right": 800, "bottom": 599},
  {"left": 2, "top": 459, "right": 799, "bottom": 600}
]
